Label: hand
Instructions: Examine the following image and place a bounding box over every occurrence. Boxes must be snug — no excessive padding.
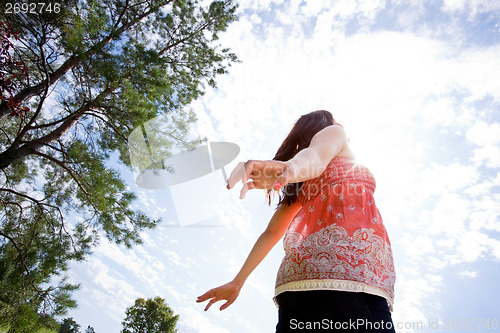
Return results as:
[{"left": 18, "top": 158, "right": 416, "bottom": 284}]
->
[
  {"left": 226, "top": 160, "right": 296, "bottom": 199},
  {"left": 196, "top": 280, "right": 241, "bottom": 311}
]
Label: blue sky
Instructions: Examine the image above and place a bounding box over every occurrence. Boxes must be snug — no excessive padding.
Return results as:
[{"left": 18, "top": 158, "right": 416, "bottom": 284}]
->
[{"left": 66, "top": 0, "right": 500, "bottom": 332}]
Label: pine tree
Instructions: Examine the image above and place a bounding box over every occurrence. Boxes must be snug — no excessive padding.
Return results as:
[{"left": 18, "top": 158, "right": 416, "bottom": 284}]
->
[{"left": 0, "top": 0, "right": 238, "bottom": 329}]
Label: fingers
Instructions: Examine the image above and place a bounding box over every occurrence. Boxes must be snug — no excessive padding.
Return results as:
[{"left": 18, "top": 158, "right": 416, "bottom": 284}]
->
[
  {"left": 239, "top": 181, "right": 256, "bottom": 199},
  {"left": 199, "top": 297, "right": 233, "bottom": 311},
  {"left": 242, "top": 160, "right": 261, "bottom": 185},
  {"left": 220, "top": 300, "right": 233, "bottom": 311},
  {"left": 227, "top": 160, "right": 260, "bottom": 189},
  {"left": 226, "top": 160, "right": 268, "bottom": 196},
  {"left": 196, "top": 289, "right": 214, "bottom": 303},
  {"left": 197, "top": 294, "right": 230, "bottom": 312},
  {"left": 226, "top": 162, "right": 246, "bottom": 189},
  {"left": 197, "top": 286, "right": 223, "bottom": 311},
  {"left": 227, "top": 160, "right": 289, "bottom": 196},
  {"left": 197, "top": 281, "right": 241, "bottom": 312},
  {"left": 196, "top": 291, "right": 219, "bottom": 312},
  {"left": 204, "top": 298, "right": 218, "bottom": 312}
]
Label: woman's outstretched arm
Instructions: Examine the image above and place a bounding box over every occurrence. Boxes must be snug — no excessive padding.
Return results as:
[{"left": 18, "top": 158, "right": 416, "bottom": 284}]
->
[
  {"left": 196, "top": 201, "right": 302, "bottom": 311},
  {"left": 227, "top": 124, "right": 349, "bottom": 198}
]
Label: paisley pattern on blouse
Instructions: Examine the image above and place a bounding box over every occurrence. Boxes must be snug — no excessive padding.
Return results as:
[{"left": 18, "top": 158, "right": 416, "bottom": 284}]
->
[{"left": 274, "top": 156, "right": 396, "bottom": 310}]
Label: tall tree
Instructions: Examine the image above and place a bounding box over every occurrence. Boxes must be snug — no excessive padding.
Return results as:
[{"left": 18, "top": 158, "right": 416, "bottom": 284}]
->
[
  {"left": 0, "top": 0, "right": 238, "bottom": 330},
  {"left": 121, "top": 297, "right": 179, "bottom": 333}
]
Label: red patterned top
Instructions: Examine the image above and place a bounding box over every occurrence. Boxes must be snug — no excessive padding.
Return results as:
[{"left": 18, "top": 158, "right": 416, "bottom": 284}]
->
[{"left": 274, "top": 156, "right": 396, "bottom": 310}]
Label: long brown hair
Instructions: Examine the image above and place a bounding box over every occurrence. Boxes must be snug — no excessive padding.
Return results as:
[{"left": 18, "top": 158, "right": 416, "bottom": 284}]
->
[{"left": 268, "top": 110, "right": 336, "bottom": 206}]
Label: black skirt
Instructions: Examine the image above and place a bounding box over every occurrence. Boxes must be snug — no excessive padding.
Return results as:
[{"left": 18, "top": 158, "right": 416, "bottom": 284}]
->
[{"left": 275, "top": 290, "right": 396, "bottom": 333}]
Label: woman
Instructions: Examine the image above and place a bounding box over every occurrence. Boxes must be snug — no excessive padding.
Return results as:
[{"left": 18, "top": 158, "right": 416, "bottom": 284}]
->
[{"left": 197, "top": 110, "right": 396, "bottom": 332}]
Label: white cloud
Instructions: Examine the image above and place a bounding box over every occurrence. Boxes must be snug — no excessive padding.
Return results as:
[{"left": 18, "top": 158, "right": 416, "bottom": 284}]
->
[
  {"left": 392, "top": 275, "right": 441, "bottom": 329},
  {"left": 487, "top": 237, "right": 500, "bottom": 259},
  {"left": 235, "top": 0, "right": 284, "bottom": 12},
  {"left": 357, "top": 0, "right": 386, "bottom": 20},
  {"left": 73, "top": 257, "right": 143, "bottom": 321},
  {"left": 457, "top": 230, "right": 491, "bottom": 261},
  {"left": 420, "top": 97, "right": 461, "bottom": 128},
  {"left": 471, "top": 145, "right": 500, "bottom": 168},
  {"left": 301, "top": 0, "right": 334, "bottom": 17},
  {"left": 442, "top": 0, "right": 468, "bottom": 12},
  {"left": 162, "top": 250, "right": 184, "bottom": 267},
  {"left": 301, "top": 0, "right": 386, "bottom": 22},
  {"left": 469, "top": 196, "right": 500, "bottom": 232},
  {"left": 96, "top": 239, "right": 144, "bottom": 274},
  {"left": 465, "top": 180, "right": 494, "bottom": 196},
  {"left": 442, "top": 0, "right": 500, "bottom": 18},
  {"left": 402, "top": 235, "right": 436, "bottom": 256},
  {"left": 466, "top": 120, "right": 500, "bottom": 146},
  {"left": 459, "top": 270, "right": 479, "bottom": 278},
  {"left": 457, "top": 48, "right": 500, "bottom": 102},
  {"left": 176, "top": 307, "right": 232, "bottom": 333},
  {"left": 249, "top": 13, "right": 262, "bottom": 24}
]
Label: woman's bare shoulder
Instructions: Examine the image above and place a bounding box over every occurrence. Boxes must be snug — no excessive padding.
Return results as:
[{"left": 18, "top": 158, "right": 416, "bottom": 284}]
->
[
  {"left": 311, "top": 124, "right": 346, "bottom": 142},
  {"left": 317, "top": 125, "right": 355, "bottom": 159}
]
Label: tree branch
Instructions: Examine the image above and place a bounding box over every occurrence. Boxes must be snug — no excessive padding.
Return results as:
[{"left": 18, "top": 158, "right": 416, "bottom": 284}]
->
[
  {"left": 34, "top": 150, "right": 92, "bottom": 195},
  {"left": 84, "top": 111, "right": 128, "bottom": 143},
  {"left": 0, "top": 86, "right": 115, "bottom": 169}
]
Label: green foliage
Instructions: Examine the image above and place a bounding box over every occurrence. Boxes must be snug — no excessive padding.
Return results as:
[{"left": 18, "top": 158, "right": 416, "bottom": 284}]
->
[
  {"left": 0, "top": 0, "right": 238, "bottom": 330},
  {"left": 84, "top": 326, "right": 95, "bottom": 333},
  {"left": 58, "top": 318, "right": 80, "bottom": 333},
  {"left": 0, "top": 310, "right": 60, "bottom": 333},
  {"left": 121, "top": 297, "right": 179, "bottom": 333},
  {"left": 38, "top": 329, "right": 58, "bottom": 333}
]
